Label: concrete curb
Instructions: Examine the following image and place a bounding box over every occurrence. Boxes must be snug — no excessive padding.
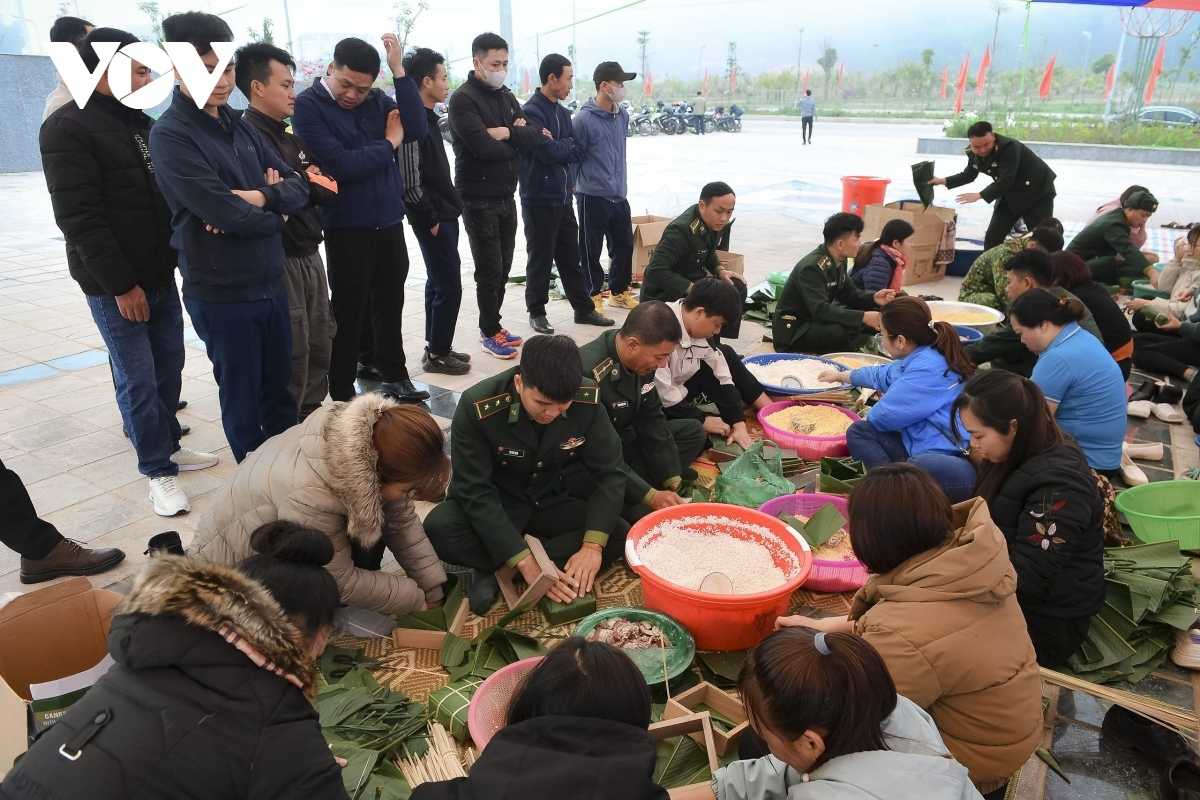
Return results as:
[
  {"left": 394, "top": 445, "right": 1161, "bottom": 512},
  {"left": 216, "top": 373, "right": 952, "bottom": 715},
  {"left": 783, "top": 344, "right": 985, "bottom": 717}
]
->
[
  {"left": 918, "top": 136, "right": 1200, "bottom": 166},
  {"left": 744, "top": 115, "right": 940, "bottom": 125}
]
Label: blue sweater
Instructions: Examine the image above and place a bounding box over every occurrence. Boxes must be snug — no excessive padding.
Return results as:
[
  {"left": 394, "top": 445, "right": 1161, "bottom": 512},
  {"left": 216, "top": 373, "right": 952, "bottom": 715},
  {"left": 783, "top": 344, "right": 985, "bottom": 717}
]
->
[
  {"left": 519, "top": 89, "right": 579, "bottom": 207},
  {"left": 573, "top": 100, "right": 628, "bottom": 201},
  {"left": 291, "top": 77, "right": 427, "bottom": 230},
  {"left": 849, "top": 345, "right": 969, "bottom": 457},
  {"left": 148, "top": 88, "right": 309, "bottom": 303}
]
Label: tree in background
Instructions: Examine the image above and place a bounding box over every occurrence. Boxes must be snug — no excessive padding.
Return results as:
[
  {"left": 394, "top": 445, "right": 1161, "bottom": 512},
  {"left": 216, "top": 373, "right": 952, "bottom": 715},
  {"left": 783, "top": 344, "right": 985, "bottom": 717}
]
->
[
  {"left": 137, "top": 1, "right": 164, "bottom": 46},
  {"left": 1168, "top": 26, "right": 1200, "bottom": 102},
  {"left": 1092, "top": 53, "right": 1116, "bottom": 75},
  {"left": 818, "top": 41, "right": 837, "bottom": 98},
  {"left": 392, "top": 0, "right": 429, "bottom": 53},
  {"left": 920, "top": 48, "right": 935, "bottom": 105},
  {"left": 248, "top": 18, "right": 275, "bottom": 45}
]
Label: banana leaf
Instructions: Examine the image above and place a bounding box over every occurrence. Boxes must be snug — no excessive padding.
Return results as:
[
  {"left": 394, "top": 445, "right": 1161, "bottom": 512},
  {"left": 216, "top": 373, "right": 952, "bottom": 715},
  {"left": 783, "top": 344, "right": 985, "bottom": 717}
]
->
[
  {"left": 394, "top": 575, "right": 463, "bottom": 632},
  {"left": 1148, "top": 600, "right": 1200, "bottom": 630},
  {"left": 440, "top": 632, "right": 472, "bottom": 669},
  {"left": 654, "top": 734, "right": 713, "bottom": 789},
  {"left": 319, "top": 687, "right": 377, "bottom": 727},
  {"left": 696, "top": 650, "right": 748, "bottom": 690},
  {"left": 329, "top": 741, "right": 380, "bottom": 798}
]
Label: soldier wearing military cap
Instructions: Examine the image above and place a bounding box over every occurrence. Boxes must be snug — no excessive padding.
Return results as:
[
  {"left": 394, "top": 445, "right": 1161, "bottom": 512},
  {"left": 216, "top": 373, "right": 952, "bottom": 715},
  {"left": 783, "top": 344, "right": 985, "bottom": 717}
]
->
[
  {"left": 773, "top": 212, "right": 895, "bottom": 354},
  {"left": 928, "top": 120, "right": 1058, "bottom": 251},
  {"left": 423, "top": 334, "right": 627, "bottom": 613},
  {"left": 1066, "top": 190, "right": 1160, "bottom": 287}
]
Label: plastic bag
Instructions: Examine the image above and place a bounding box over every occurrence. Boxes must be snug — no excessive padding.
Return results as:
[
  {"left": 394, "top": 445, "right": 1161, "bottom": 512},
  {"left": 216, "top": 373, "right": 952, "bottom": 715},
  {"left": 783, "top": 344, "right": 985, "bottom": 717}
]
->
[{"left": 714, "top": 441, "right": 794, "bottom": 508}]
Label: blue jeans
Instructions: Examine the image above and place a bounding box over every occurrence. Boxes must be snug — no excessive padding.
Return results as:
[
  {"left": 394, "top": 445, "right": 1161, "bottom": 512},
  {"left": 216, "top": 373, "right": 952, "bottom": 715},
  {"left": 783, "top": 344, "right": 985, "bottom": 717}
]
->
[
  {"left": 577, "top": 194, "right": 634, "bottom": 296},
  {"left": 846, "top": 419, "right": 977, "bottom": 503},
  {"left": 87, "top": 286, "right": 184, "bottom": 479},
  {"left": 184, "top": 290, "right": 296, "bottom": 463},
  {"left": 413, "top": 219, "right": 463, "bottom": 357}
]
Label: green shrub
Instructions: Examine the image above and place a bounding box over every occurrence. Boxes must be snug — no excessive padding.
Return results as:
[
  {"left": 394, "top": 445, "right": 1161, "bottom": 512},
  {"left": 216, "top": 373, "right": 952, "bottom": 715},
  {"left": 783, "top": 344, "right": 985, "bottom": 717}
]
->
[{"left": 944, "top": 117, "right": 1200, "bottom": 149}]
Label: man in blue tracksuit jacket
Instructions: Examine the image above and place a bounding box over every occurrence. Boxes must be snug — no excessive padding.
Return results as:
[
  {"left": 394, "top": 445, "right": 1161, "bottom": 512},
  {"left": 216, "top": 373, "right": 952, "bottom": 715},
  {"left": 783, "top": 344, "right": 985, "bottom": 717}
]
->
[
  {"left": 292, "top": 34, "right": 429, "bottom": 403},
  {"left": 518, "top": 54, "right": 613, "bottom": 335},
  {"left": 149, "top": 12, "right": 308, "bottom": 464}
]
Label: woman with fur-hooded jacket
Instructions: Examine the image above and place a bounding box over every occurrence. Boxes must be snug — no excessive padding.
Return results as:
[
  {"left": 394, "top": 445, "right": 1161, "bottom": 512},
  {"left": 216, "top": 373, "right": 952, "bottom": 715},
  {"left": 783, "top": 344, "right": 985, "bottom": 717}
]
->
[
  {"left": 0, "top": 524, "right": 350, "bottom": 800},
  {"left": 190, "top": 394, "right": 451, "bottom": 615}
]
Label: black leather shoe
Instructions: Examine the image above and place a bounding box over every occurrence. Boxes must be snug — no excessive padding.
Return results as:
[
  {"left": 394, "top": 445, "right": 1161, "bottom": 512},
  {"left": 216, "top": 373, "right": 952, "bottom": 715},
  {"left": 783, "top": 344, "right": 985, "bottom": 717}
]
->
[
  {"left": 144, "top": 531, "right": 185, "bottom": 556},
  {"left": 529, "top": 314, "right": 554, "bottom": 334},
  {"left": 177, "top": 399, "right": 187, "bottom": 410},
  {"left": 1160, "top": 383, "right": 1184, "bottom": 405},
  {"left": 575, "top": 309, "right": 616, "bottom": 327},
  {"left": 1161, "top": 757, "right": 1200, "bottom": 799},
  {"left": 1103, "top": 705, "right": 1198, "bottom": 772},
  {"left": 1130, "top": 381, "right": 1159, "bottom": 403},
  {"left": 380, "top": 379, "right": 430, "bottom": 402},
  {"left": 357, "top": 363, "right": 382, "bottom": 381}
]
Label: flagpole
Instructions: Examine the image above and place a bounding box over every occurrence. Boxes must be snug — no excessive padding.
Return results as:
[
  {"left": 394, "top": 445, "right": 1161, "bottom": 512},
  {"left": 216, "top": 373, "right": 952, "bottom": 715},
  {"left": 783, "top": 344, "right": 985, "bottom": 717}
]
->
[
  {"left": 1104, "top": 29, "right": 1126, "bottom": 119},
  {"left": 1018, "top": 0, "right": 1032, "bottom": 111}
]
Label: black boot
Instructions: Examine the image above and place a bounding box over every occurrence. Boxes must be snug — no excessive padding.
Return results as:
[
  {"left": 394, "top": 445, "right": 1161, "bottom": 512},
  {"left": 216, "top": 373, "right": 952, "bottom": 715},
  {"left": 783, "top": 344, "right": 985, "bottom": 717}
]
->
[
  {"left": 1159, "top": 382, "right": 1185, "bottom": 405},
  {"left": 1161, "top": 757, "right": 1200, "bottom": 800},
  {"left": 468, "top": 568, "right": 499, "bottom": 616},
  {"left": 1103, "top": 706, "right": 1198, "bottom": 772},
  {"left": 1130, "top": 381, "right": 1160, "bottom": 402}
]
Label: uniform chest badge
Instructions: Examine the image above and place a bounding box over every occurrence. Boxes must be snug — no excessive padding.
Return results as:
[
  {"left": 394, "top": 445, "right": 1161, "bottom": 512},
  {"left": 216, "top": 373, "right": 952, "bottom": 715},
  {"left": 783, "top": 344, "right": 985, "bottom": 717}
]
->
[
  {"left": 560, "top": 437, "right": 586, "bottom": 450},
  {"left": 611, "top": 400, "right": 630, "bottom": 409},
  {"left": 640, "top": 382, "right": 655, "bottom": 394}
]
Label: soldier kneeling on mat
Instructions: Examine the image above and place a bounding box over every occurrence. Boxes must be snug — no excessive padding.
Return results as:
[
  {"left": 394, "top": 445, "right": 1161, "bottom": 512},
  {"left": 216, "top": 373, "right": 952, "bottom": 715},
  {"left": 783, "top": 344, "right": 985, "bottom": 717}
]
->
[{"left": 424, "top": 334, "right": 628, "bottom": 615}]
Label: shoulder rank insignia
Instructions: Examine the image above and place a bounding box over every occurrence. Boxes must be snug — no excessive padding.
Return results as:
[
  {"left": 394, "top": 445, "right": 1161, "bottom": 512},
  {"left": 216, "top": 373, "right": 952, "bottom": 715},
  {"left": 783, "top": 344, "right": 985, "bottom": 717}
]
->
[
  {"left": 592, "top": 357, "right": 615, "bottom": 382},
  {"left": 574, "top": 386, "right": 599, "bottom": 404},
  {"left": 474, "top": 393, "right": 512, "bottom": 420},
  {"left": 817, "top": 256, "right": 831, "bottom": 268},
  {"left": 689, "top": 218, "right": 706, "bottom": 235},
  {"left": 560, "top": 436, "right": 586, "bottom": 450}
]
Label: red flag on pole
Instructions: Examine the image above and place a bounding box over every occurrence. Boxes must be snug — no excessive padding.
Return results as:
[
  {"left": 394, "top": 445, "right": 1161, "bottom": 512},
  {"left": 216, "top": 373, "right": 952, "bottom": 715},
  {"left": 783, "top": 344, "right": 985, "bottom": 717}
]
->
[
  {"left": 837, "top": 62, "right": 844, "bottom": 91},
  {"left": 645, "top": 71, "right": 652, "bottom": 97},
  {"left": 1145, "top": 37, "right": 1166, "bottom": 103},
  {"left": 1039, "top": 54, "right": 1056, "bottom": 99},
  {"left": 731, "top": 66, "right": 737, "bottom": 93},
  {"left": 803, "top": 69, "right": 809, "bottom": 92},
  {"left": 941, "top": 65, "right": 948, "bottom": 98},
  {"left": 976, "top": 46, "right": 991, "bottom": 95},
  {"left": 954, "top": 54, "right": 969, "bottom": 114},
  {"left": 523, "top": 68, "right": 530, "bottom": 95},
  {"left": 703, "top": 68, "right": 708, "bottom": 94},
  {"left": 1103, "top": 62, "right": 1115, "bottom": 100}
]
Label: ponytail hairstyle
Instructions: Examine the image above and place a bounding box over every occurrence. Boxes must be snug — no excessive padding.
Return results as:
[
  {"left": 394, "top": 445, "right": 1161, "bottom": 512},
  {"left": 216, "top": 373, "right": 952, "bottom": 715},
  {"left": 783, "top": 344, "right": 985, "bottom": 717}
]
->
[
  {"left": 1007, "top": 287, "right": 1087, "bottom": 330},
  {"left": 739, "top": 628, "right": 896, "bottom": 769},
  {"left": 855, "top": 219, "right": 915, "bottom": 269},
  {"left": 237, "top": 520, "right": 341, "bottom": 641},
  {"left": 951, "top": 369, "right": 1063, "bottom": 502},
  {"left": 879, "top": 296, "right": 974, "bottom": 380}
]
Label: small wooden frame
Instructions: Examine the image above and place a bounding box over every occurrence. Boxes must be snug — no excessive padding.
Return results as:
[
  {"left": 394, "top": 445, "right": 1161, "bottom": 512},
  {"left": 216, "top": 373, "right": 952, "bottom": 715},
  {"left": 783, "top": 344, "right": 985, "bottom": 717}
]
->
[
  {"left": 649, "top": 711, "right": 720, "bottom": 776},
  {"left": 391, "top": 597, "right": 469, "bottom": 651},
  {"left": 664, "top": 681, "right": 749, "bottom": 756},
  {"left": 495, "top": 535, "right": 560, "bottom": 610}
]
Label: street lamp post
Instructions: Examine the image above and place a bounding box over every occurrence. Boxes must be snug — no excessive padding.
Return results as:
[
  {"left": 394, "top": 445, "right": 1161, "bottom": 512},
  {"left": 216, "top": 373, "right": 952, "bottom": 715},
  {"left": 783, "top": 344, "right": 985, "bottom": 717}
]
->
[{"left": 699, "top": 45, "right": 706, "bottom": 90}]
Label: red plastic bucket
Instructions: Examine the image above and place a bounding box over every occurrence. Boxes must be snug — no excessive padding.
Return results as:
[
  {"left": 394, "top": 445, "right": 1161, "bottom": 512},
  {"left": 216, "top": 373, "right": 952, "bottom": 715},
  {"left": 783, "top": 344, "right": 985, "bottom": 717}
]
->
[
  {"left": 625, "top": 503, "right": 813, "bottom": 651},
  {"left": 841, "top": 176, "right": 890, "bottom": 216}
]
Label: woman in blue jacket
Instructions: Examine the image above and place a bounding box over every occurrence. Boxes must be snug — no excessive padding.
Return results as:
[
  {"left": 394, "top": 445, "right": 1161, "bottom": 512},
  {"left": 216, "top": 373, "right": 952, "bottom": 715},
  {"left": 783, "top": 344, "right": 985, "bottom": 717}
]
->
[
  {"left": 850, "top": 219, "right": 915, "bottom": 292},
  {"left": 818, "top": 297, "right": 976, "bottom": 501}
]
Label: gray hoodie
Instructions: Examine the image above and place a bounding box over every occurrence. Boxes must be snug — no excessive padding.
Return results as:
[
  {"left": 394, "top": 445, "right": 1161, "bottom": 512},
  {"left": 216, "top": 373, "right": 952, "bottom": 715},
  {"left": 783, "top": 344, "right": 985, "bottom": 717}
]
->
[
  {"left": 712, "top": 696, "right": 984, "bottom": 800},
  {"left": 573, "top": 99, "right": 629, "bottom": 201}
]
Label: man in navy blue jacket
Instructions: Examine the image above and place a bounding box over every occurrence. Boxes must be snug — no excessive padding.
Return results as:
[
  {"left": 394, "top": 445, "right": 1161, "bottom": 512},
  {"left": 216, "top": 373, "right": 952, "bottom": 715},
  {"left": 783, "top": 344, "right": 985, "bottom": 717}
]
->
[
  {"left": 292, "top": 35, "right": 429, "bottom": 402},
  {"left": 518, "top": 54, "right": 612, "bottom": 336},
  {"left": 149, "top": 12, "right": 308, "bottom": 464}
]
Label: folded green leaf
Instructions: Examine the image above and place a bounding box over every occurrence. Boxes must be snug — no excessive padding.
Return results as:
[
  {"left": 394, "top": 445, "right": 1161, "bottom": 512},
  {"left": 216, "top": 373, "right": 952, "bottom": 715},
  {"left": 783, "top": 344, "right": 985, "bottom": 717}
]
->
[
  {"left": 319, "top": 687, "right": 377, "bottom": 727},
  {"left": 440, "top": 632, "right": 472, "bottom": 669}
]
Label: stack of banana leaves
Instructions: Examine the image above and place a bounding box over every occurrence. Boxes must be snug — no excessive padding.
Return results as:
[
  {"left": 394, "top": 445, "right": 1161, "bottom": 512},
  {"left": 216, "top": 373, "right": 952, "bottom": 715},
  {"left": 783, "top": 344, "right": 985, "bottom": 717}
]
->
[{"left": 1066, "top": 541, "right": 1200, "bottom": 685}]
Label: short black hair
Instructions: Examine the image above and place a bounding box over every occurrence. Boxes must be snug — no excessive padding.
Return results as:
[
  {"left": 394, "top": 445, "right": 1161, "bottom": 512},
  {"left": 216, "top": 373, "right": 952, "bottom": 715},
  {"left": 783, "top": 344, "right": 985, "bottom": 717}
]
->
[
  {"left": 847, "top": 464, "right": 953, "bottom": 575},
  {"left": 161, "top": 11, "right": 233, "bottom": 56},
  {"left": 403, "top": 47, "right": 445, "bottom": 88},
  {"left": 333, "top": 37, "right": 381, "bottom": 77},
  {"left": 823, "top": 212, "right": 864, "bottom": 246},
  {"left": 234, "top": 43, "right": 295, "bottom": 98},
  {"left": 539, "top": 53, "right": 571, "bottom": 85},
  {"left": 1004, "top": 247, "right": 1054, "bottom": 287},
  {"left": 50, "top": 16, "right": 92, "bottom": 46},
  {"left": 682, "top": 277, "right": 742, "bottom": 324},
  {"left": 1028, "top": 224, "right": 1064, "bottom": 253},
  {"left": 80, "top": 28, "right": 139, "bottom": 72},
  {"left": 805, "top": 89, "right": 812, "bottom": 96},
  {"left": 519, "top": 335, "right": 583, "bottom": 403},
  {"left": 700, "top": 181, "right": 735, "bottom": 203},
  {"left": 237, "top": 521, "right": 341, "bottom": 641},
  {"left": 620, "top": 300, "right": 683, "bottom": 346},
  {"left": 507, "top": 638, "right": 652, "bottom": 729},
  {"left": 472, "top": 32, "right": 509, "bottom": 58},
  {"left": 966, "top": 120, "right": 994, "bottom": 138}
]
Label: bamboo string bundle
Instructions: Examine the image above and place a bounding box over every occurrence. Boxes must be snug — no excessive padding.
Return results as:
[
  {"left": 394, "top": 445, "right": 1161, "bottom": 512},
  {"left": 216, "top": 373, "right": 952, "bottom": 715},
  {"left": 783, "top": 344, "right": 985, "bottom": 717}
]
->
[
  {"left": 1041, "top": 668, "right": 1199, "bottom": 742},
  {"left": 397, "top": 722, "right": 476, "bottom": 786},
  {"left": 767, "top": 389, "right": 853, "bottom": 405}
]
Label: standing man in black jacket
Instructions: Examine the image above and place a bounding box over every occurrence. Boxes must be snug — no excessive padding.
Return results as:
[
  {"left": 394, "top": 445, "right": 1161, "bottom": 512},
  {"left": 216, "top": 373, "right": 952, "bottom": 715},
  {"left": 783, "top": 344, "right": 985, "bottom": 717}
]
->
[
  {"left": 236, "top": 43, "right": 338, "bottom": 422},
  {"left": 449, "top": 32, "right": 543, "bottom": 359},
  {"left": 400, "top": 47, "right": 470, "bottom": 377},
  {"left": 40, "top": 27, "right": 218, "bottom": 519}
]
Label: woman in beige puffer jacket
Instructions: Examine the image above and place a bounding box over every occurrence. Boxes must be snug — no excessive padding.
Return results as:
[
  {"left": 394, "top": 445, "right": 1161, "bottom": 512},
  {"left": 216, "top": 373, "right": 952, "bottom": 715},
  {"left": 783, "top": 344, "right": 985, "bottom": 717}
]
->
[{"left": 191, "top": 394, "right": 451, "bottom": 615}]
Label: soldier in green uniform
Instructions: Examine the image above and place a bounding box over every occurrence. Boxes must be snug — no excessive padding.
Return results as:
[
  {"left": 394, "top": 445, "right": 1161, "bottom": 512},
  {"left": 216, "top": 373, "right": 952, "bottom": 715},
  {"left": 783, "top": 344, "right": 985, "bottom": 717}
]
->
[
  {"left": 423, "top": 335, "right": 627, "bottom": 613},
  {"left": 928, "top": 120, "right": 1057, "bottom": 251},
  {"left": 1065, "top": 190, "right": 1159, "bottom": 288},
  {"left": 956, "top": 224, "right": 1063, "bottom": 312},
  {"left": 577, "top": 301, "right": 708, "bottom": 517},
  {"left": 639, "top": 181, "right": 746, "bottom": 337},
  {"left": 773, "top": 212, "right": 895, "bottom": 354}
]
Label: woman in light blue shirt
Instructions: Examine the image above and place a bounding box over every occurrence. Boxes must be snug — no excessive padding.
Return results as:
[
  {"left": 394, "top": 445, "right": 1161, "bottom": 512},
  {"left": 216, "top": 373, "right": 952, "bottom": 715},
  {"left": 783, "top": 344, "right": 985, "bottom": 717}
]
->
[{"left": 1008, "top": 289, "right": 1126, "bottom": 471}]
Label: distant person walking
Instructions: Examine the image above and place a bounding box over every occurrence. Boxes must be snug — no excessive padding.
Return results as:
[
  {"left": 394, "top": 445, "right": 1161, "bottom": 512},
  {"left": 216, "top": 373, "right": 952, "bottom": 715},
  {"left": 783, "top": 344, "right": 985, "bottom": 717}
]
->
[
  {"left": 691, "top": 91, "right": 707, "bottom": 135},
  {"left": 799, "top": 89, "right": 816, "bottom": 144}
]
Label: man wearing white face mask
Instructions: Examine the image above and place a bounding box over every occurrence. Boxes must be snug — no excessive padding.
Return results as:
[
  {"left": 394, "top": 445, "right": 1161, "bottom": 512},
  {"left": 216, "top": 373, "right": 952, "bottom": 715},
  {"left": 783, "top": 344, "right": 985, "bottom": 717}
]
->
[
  {"left": 575, "top": 61, "right": 640, "bottom": 315},
  {"left": 448, "top": 32, "right": 543, "bottom": 360}
]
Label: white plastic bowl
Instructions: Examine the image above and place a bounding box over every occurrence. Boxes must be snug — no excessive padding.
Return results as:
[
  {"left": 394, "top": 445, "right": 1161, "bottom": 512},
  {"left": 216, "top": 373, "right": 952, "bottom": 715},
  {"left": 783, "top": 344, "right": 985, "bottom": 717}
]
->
[{"left": 925, "top": 301, "right": 1005, "bottom": 335}]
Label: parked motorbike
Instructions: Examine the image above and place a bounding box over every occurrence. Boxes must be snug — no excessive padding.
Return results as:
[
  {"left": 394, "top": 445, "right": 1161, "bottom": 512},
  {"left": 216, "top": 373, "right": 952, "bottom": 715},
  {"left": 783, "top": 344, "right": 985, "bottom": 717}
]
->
[{"left": 631, "top": 103, "right": 657, "bottom": 136}]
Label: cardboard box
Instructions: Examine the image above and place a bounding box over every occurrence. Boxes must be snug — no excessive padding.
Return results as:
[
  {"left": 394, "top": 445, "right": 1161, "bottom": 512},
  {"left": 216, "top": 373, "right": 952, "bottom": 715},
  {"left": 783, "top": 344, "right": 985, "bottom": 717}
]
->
[
  {"left": 631, "top": 215, "right": 674, "bottom": 281},
  {"left": 0, "top": 578, "right": 122, "bottom": 775},
  {"left": 663, "top": 682, "right": 749, "bottom": 756},
  {"left": 715, "top": 251, "right": 745, "bottom": 276},
  {"left": 862, "top": 201, "right": 957, "bottom": 286}
]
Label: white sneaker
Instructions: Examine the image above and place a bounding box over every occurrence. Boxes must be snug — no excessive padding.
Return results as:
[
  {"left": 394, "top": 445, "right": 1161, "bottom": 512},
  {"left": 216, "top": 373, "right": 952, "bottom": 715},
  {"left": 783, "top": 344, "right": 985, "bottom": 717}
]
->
[
  {"left": 1173, "top": 629, "right": 1200, "bottom": 670},
  {"left": 171, "top": 446, "right": 218, "bottom": 471},
  {"left": 149, "top": 476, "right": 190, "bottom": 517}
]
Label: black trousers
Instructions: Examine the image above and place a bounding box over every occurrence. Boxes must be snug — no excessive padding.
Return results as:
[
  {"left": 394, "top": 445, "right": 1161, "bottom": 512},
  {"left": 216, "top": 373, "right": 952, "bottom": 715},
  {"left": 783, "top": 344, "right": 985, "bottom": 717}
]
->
[
  {"left": 1132, "top": 332, "right": 1200, "bottom": 380},
  {"left": 779, "top": 320, "right": 874, "bottom": 355},
  {"left": 461, "top": 196, "right": 519, "bottom": 338},
  {"left": 1184, "top": 371, "right": 1200, "bottom": 434},
  {"left": 662, "top": 344, "right": 766, "bottom": 426},
  {"left": 984, "top": 195, "right": 1055, "bottom": 251},
  {"left": 801, "top": 116, "right": 813, "bottom": 142},
  {"left": 0, "top": 456, "right": 63, "bottom": 560},
  {"left": 1089, "top": 255, "right": 1150, "bottom": 287},
  {"left": 424, "top": 497, "right": 629, "bottom": 573},
  {"left": 1024, "top": 611, "right": 1091, "bottom": 670},
  {"left": 521, "top": 204, "right": 595, "bottom": 318},
  {"left": 325, "top": 224, "right": 410, "bottom": 400}
]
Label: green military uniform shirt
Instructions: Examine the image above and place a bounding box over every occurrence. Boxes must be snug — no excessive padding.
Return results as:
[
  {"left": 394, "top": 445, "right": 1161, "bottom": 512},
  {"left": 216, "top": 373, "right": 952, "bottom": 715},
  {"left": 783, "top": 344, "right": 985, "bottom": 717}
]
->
[
  {"left": 639, "top": 204, "right": 723, "bottom": 302},
  {"left": 772, "top": 244, "right": 877, "bottom": 351},
  {"left": 578, "top": 329, "right": 682, "bottom": 506},
  {"left": 957, "top": 238, "right": 1028, "bottom": 312},
  {"left": 445, "top": 366, "right": 627, "bottom": 567},
  {"left": 1065, "top": 207, "right": 1154, "bottom": 276},
  {"left": 944, "top": 134, "right": 1057, "bottom": 215},
  {"left": 965, "top": 286, "right": 1106, "bottom": 376}
]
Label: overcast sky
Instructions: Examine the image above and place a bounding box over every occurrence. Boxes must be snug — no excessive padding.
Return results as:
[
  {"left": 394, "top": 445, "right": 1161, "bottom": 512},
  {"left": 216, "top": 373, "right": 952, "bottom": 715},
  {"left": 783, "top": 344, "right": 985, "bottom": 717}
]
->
[{"left": 4, "top": 0, "right": 1189, "bottom": 81}]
